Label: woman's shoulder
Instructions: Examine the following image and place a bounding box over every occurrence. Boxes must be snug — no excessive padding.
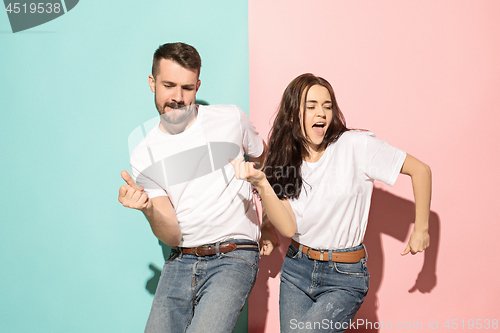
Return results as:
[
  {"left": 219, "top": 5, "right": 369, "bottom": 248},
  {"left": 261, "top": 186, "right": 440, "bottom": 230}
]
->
[
  {"left": 328, "top": 130, "right": 379, "bottom": 154},
  {"left": 337, "top": 129, "right": 375, "bottom": 144}
]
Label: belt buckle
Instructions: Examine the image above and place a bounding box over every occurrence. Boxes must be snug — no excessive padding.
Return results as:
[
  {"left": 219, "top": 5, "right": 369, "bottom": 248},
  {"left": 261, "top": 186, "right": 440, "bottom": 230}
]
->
[{"left": 194, "top": 246, "right": 203, "bottom": 257}]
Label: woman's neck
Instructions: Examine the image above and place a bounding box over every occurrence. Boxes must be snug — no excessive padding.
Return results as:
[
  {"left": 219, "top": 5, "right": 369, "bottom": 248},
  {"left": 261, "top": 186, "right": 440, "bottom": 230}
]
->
[{"left": 304, "top": 145, "right": 325, "bottom": 163}]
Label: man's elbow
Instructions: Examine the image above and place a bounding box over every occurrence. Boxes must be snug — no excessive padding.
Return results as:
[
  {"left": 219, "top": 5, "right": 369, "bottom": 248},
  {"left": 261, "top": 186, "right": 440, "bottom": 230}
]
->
[
  {"left": 167, "top": 238, "right": 181, "bottom": 247},
  {"left": 157, "top": 233, "right": 182, "bottom": 247},
  {"left": 169, "top": 234, "right": 182, "bottom": 247},
  {"left": 280, "top": 226, "right": 297, "bottom": 238}
]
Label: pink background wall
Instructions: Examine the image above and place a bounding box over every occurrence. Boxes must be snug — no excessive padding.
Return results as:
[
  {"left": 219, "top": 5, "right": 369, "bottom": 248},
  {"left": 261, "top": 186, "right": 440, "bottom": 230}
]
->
[{"left": 248, "top": 1, "right": 500, "bottom": 331}]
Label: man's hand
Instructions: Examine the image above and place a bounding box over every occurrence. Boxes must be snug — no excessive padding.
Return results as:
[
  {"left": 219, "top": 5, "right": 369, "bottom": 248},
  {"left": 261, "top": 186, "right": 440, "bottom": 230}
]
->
[
  {"left": 230, "top": 157, "right": 266, "bottom": 187},
  {"left": 118, "top": 170, "right": 152, "bottom": 211},
  {"left": 401, "top": 228, "right": 430, "bottom": 255},
  {"left": 259, "top": 218, "right": 280, "bottom": 256}
]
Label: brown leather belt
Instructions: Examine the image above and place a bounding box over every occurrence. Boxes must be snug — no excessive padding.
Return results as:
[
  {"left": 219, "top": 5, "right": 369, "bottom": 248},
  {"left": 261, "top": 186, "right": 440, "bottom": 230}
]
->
[
  {"left": 181, "top": 242, "right": 259, "bottom": 256},
  {"left": 291, "top": 240, "right": 365, "bottom": 263}
]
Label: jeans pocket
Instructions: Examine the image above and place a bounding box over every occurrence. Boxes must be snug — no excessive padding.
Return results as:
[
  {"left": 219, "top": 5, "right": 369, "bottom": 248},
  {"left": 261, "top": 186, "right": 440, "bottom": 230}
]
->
[
  {"left": 220, "top": 250, "right": 260, "bottom": 268},
  {"left": 334, "top": 260, "right": 366, "bottom": 277}
]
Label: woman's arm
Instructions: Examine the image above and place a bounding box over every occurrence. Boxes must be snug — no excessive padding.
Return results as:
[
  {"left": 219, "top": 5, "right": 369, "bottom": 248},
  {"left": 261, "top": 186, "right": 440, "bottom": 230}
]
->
[
  {"left": 231, "top": 158, "right": 297, "bottom": 238},
  {"left": 399, "top": 154, "right": 432, "bottom": 255},
  {"left": 259, "top": 213, "right": 281, "bottom": 255}
]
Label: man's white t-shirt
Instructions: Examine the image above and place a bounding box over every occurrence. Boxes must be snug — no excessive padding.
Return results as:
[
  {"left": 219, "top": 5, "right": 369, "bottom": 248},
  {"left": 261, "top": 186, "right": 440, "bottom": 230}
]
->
[
  {"left": 289, "top": 130, "right": 406, "bottom": 250},
  {"left": 130, "top": 105, "right": 264, "bottom": 247}
]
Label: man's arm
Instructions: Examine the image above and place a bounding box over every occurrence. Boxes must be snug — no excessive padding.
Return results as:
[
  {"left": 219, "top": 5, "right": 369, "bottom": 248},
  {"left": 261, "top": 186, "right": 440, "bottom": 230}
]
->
[
  {"left": 118, "top": 170, "right": 182, "bottom": 246},
  {"left": 249, "top": 140, "right": 267, "bottom": 168}
]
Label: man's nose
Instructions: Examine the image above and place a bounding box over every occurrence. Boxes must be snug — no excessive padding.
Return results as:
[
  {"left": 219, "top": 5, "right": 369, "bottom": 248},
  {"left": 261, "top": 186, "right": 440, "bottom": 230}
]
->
[{"left": 171, "top": 86, "right": 183, "bottom": 103}]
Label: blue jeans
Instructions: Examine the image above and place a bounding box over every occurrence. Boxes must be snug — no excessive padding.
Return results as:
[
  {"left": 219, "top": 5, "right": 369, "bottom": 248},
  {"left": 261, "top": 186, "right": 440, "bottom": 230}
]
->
[
  {"left": 280, "top": 243, "right": 369, "bottom": 333},
  {"left": 145, "top": 239, "right": 260, "bottom": 333}
]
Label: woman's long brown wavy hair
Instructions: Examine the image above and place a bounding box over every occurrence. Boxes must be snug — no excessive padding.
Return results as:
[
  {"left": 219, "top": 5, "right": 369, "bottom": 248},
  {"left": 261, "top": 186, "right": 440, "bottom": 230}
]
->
[{"left": 264, "top": 73, "right": 348, "bottom": 200}]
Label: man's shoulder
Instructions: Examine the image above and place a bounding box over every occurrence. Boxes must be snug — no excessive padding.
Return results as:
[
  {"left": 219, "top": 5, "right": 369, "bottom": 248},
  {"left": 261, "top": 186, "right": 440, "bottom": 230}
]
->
[
  {"left": 200, "top": 104, "right": 241, "bottom": 114},
  {"left": 130, "top": 124, "right": 162, "bottom": 162},
  {"left": 136, "top": 124, "right": 162, "bottom": 146},
  {"left": 200, "top": 104, "right": 251, "bottom": 128}
]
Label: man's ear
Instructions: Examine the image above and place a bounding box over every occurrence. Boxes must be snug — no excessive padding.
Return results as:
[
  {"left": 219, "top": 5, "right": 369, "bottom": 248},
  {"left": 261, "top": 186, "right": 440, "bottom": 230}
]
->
[
  {"left": 196, "top": 79, "right": 201, "bottom": 92},
  {"left": 148, "top": 75, "right": 156, "bottom": 93}
]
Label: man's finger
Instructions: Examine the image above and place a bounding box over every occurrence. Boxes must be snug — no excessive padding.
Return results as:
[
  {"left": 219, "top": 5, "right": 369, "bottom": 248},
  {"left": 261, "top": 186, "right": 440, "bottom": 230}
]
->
[
  {"left": 230, "top": 158, "right": 246, "bottom": 179},
  {"left": 121, "top": 170, "right": 143, "bottom": 191},
  {"left": 245, "top": 162, "right": 256, "bottom": 176},
  {"left": 131, "top": 188, "right": 146, "bottom": 202},
  {"left": 229, "top": 157, "right": 244, "bottom": 166},
  {"left": 139, "top": 192, "right": 150, "bottom": 205},
  {"left": 118, "top": 185, "right": 130, "bottom": 200}
]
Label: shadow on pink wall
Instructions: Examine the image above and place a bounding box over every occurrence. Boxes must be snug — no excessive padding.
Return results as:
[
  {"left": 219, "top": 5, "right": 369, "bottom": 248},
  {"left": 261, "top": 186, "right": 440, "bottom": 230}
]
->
[{"left": 249, "top": 188, "right": 440, "bottom": 332}]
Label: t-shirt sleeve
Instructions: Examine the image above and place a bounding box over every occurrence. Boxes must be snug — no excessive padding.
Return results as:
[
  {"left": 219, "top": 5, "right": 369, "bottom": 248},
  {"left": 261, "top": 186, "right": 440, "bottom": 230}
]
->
[
  {"left": 237, "top": 107, "right": 264, "bottom": 159},
  {"left": 130, "top": 147, "right": 168, "bottom": 199},
  {"left": 363, "top": 132, "right": 407, "bottom": 186}
]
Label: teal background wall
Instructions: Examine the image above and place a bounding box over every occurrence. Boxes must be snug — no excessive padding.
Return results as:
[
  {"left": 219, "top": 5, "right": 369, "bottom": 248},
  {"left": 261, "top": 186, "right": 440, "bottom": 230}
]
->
[{"left": 0, "top": 1, "right": 250, "bottom": 332}]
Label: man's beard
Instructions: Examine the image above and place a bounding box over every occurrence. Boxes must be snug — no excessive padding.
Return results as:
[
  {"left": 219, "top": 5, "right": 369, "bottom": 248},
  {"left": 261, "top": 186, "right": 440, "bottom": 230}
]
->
[{"left": 156, "top": 98, "right": 195, "bottom": 125}]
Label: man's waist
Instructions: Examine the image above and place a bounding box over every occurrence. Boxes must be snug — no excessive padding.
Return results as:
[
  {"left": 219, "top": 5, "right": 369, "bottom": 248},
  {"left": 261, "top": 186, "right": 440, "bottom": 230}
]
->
[
  {"left": 176, "top": 239, "right": 259, "bottom": 257},
  {"left": 177, "top": 227, "right": 259, "bottom": 248}
]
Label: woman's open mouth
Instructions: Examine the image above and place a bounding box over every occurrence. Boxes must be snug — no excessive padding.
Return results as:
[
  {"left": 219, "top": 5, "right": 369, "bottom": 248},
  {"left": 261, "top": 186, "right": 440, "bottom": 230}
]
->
[{"left": 312, "top": 122, "right": 326, "bottom": 136}]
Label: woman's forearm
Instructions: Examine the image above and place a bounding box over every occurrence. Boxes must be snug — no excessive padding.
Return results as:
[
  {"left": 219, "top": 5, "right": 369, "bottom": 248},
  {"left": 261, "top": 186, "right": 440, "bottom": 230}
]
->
[{"left": 254, "top": 179, "right": 297, "bottom": 238}]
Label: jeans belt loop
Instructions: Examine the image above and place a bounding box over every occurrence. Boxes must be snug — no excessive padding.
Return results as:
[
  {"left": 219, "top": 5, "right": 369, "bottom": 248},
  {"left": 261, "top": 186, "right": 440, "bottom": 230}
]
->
[
  {"left": 216, "top": 242, "right": 220, "bottom": 258},
  {"left": 298, "top": 244, "right": 304, "bottom": 258},
  {"left": 328, "top": 250, "right": 333, "bottom": 263}
]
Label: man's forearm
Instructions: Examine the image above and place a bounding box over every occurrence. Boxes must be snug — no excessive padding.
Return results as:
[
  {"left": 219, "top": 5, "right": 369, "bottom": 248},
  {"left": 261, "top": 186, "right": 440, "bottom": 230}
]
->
[{"left": 142, "top": 205, "right": 182, "bottom": 246}]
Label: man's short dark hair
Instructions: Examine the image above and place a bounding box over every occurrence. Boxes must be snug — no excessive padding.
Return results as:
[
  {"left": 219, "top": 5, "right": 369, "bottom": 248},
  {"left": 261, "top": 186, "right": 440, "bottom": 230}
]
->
[{"left": 152, "top": 42, "right": 202, "bottom": 79}]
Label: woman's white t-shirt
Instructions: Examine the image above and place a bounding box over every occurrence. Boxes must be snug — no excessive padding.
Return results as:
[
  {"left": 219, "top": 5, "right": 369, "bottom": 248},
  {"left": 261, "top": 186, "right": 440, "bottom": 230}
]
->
[{"left": 289, "top": 130, "right": 406, "bottom": 250}]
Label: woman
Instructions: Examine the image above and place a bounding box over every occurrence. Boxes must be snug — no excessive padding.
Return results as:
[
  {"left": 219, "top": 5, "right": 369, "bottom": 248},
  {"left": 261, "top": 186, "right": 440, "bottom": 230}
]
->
[{"left": 231, "top": 73, "right": 431, "bottom": 333}]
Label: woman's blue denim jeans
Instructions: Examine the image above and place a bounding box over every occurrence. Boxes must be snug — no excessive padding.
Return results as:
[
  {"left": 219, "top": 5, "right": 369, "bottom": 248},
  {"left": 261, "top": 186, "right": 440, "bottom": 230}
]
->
[
  {"left": 145, "top": 239, "right": 260, "bottom": 333},
  {"left": 280, "top": 243, "right": 369, "bottom": 333}
]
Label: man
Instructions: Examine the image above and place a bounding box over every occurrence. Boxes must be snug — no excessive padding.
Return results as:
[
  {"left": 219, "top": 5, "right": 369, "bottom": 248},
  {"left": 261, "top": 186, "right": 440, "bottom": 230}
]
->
[{"left": 118, "top": 42, "right": 278, "bottom": 333}]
